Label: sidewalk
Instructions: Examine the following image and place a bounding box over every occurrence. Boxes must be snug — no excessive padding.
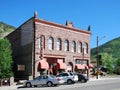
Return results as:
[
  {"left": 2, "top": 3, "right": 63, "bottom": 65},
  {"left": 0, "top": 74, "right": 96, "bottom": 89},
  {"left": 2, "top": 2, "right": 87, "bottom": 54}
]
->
[
  {"left": 89, "top": 74, "right": 120, "bottom": 81},
  {"left": 0, "top": 84, "right": 23, "bottom": 90}
]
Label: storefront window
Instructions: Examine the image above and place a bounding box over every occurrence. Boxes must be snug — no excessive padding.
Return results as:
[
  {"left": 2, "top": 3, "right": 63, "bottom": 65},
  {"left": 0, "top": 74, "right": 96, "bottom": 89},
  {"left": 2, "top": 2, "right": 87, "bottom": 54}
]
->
[
  {"left": 75, "top": 59, "right": 80, "bottom": 64},
  {"left": 83, "top": 60, "right": 87, "bottom": 64}
]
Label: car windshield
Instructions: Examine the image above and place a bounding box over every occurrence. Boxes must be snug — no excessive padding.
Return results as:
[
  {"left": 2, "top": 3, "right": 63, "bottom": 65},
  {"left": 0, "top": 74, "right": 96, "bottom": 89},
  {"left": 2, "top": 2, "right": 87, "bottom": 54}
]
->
[
  {"left": 48, "top": 75, "right": 56, "bottom": 78},
  {"left": 69, "top": 73, "right": 73, "bottom": 76}
]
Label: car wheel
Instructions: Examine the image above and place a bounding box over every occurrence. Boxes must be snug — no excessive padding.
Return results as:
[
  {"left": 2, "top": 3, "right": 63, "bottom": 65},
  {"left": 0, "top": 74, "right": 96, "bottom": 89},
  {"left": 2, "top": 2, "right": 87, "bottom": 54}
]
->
[
  {"left": 67, "top": 79, "right": 73, "bottom": 84},
  {"left": 26, "top": 82, "right": 32, "bottom": 87},
  {"left": 81, "top": 79, "right": 85, "bottom": 83},
  {"left": 47, "top": 81, "right": 53, "bottom": 87}
]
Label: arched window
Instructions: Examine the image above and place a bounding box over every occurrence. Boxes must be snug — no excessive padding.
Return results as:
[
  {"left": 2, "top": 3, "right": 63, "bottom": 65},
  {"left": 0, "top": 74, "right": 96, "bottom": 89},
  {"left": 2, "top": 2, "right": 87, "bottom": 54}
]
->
[
  {"left": 84, "top": 42, "right": 88, "bottom": 54},
  {"left": 56, "top": 38, "right": 62, "bottom": 50},
  {"left": 39, "top": 35, "right": 45, "bottom": 49},
  {"left": 48, "top": 37, "right": 54, "bottom": 50},
  {"left": 64, "top": 40, "right": 69, "bottom": 51},
  {"left": 71, "top": 41, "right": 76, "bottom": 52},
  {"left": 78, "top": 42, "right": 82, "bottom": 53},
  {"left": 39, "top": 36, "right": 42, "bottom": 49}
]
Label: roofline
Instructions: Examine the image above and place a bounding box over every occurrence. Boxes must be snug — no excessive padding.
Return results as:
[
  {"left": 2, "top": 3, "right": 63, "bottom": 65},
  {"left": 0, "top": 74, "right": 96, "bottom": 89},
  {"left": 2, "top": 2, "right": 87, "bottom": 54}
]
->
[
  {"left": 18, "top": 17, "right": 34, "bottom": 29},
  {"left": 34, "top": 18, "right": 92, "bottom": 35}
]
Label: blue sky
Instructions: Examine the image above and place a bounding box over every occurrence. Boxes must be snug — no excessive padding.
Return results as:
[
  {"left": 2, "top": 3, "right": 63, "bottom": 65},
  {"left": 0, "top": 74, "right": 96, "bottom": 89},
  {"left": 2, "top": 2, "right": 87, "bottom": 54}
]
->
[{"left": 0, "top": 0, "right": 120, "bottom": 48}]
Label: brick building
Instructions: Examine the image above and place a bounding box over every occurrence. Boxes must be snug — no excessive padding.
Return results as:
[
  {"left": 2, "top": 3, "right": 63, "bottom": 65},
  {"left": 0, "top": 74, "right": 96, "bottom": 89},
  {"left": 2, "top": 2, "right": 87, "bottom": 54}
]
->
[{"left": 7, "top": 12, "right": 92, "bottom": 81}]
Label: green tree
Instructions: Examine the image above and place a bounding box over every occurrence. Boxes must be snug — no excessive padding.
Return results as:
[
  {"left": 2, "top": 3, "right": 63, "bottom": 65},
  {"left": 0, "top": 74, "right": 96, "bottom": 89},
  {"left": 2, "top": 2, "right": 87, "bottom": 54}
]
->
[
  {"left": 0, "top": 38, "right": 13, "bottom": 78},
  {"left": 101, "top": 53, "right": 114, "bottom": 74},
  {"left": 115, "top": 58, "right": 120, "bottom": 74}
]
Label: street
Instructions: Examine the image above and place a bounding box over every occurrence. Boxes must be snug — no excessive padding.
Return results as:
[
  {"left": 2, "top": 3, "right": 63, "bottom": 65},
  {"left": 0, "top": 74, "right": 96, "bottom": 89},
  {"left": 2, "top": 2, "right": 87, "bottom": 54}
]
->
[
  {"left": 1, "top": 78, "right": 120, "bottom": 90},
  {"left": 16, "top": 78, "right": 120, "bottom": 90}
]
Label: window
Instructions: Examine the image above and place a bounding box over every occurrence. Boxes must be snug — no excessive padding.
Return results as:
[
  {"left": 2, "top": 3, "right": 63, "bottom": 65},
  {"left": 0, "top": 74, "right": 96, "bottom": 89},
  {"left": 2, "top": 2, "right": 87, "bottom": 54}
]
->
[
  {"left": 75, "top": 59, "right": 80, "bottom": 64},
  {"left": 71, "top": 41, "right": 76, "bottom": 52},
  {"left": 83, "top": 60, "right": 88, "bottom": 64},
  {"left": 64, "top": 40, "right": 69, "bottom": 51},
  {"left": 39, "top": 35, "right": 45, "bottom": 49},
  {"left": 56, "top": 38, "right": 61, "bottom": 50},
  {"left": 48, "top": 37, "right": 54, "bottom": 50},
  {"left": 84, "top": 43, "right": 88, "bottom": 54},
  {"left": 78, "top": 42, "right": 82, "bottom": 53},
  {"left": 39, "top": 36, "right": 42, "bottom": 49}
]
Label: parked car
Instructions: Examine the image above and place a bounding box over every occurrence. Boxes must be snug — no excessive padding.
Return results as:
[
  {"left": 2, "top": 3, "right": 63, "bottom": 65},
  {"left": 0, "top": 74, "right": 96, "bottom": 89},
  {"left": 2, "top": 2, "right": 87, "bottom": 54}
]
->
[
  {"left": 56, "top": 72, "right": 78, "bottom": 84},
  {"left": 76, "top": 73, "right": 89, "bottom": 83},
  {"left": 24, "top": 75, "right": 65, "bottom": 87}
]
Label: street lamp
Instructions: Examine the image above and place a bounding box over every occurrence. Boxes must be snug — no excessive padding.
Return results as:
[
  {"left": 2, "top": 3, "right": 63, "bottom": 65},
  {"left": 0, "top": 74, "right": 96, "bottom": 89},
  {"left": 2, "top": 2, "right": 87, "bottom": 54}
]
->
[{"left": 96, "top": 36, "right": 106, "bottom": 79}]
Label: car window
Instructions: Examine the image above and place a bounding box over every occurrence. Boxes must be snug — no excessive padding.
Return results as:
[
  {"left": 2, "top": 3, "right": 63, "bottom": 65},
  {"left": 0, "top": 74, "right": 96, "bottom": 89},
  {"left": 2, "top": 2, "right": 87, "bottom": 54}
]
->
[
  {"left": 34, "top": 76, "right": 40, "bottom": 80},
  {"left": 40, "top": 76, "right": 44, "bottom": 79},
  {"left": 63, "top": 73, "right": 68, "bottom": 76},
  {"left": 57, "top": 74, "right": 63, "bottom": 77},
  {"left": 57, "top": 73, "right": 68, "bottom": 77},
  {"left": 69, "top": 73, "right": 73, "bottom": 76}
]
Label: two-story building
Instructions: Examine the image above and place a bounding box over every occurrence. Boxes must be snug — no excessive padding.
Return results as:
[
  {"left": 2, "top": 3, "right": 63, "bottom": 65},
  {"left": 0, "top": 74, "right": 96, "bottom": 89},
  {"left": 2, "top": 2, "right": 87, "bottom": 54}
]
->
[{"left": 7, "top": 12, "right": 92, "bottom": 81}]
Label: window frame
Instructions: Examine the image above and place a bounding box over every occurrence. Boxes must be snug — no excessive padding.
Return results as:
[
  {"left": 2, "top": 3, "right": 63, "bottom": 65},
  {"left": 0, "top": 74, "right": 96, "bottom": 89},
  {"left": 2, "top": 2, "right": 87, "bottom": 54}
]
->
[
  {"left": 64, "top": 39, "right": 69, "bottom": 51},
  {"left": 48, "top": 37, "right": 54, "bottom": 50},
  {"left": 78, "top": 42, "right": 82, "bottom": 53},
  {"left": 56, "top": 38, "right": 62, "bottom": 50},
  {"left": 71, "top": 41, "right": 76, "bottom": 52}
]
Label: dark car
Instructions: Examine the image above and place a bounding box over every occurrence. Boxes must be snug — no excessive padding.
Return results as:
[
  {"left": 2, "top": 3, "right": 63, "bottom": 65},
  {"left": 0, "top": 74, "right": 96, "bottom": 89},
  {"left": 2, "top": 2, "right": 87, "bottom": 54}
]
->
[{"left": 76, "top": 73, "right": 89, "bottom": 83}]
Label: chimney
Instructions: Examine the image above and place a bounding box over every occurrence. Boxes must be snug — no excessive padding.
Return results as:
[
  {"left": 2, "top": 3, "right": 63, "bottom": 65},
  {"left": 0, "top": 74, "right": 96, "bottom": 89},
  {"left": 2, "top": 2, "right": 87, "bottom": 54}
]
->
[
  {"left": 34, "top": 11, "right": 38, "bottom": 18},
  {"left": 87, "top": 25, "right": 91, "bottom": 31},
  {"left": 65, "top": 20, "right": 74, "bottom": 28}
]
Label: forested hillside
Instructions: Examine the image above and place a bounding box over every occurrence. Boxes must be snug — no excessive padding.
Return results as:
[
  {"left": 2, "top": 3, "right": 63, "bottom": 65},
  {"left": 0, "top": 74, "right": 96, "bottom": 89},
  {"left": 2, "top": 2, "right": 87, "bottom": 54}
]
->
[
  {"left": 0, "top": 22, "right": 16, "bottom": 39},
  {"left": 91, "top": 37, "right": 120, "bottom": 60}
]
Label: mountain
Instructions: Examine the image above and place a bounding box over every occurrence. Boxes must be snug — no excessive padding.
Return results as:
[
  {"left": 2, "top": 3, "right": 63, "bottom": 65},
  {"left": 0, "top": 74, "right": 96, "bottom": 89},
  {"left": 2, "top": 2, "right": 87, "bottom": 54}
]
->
[
  {"left": 91, "top": 37, "right": 120, "bottom": 60},
  {"left": 0, "top": 22, "right": 16, "bottom": 39}
]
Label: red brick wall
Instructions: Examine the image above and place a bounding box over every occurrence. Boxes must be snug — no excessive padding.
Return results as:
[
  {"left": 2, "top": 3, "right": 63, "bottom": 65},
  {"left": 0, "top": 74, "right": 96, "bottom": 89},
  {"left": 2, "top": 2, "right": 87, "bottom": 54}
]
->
[{"left": 34, "top": 19, "right": 91, "bottom": 65}]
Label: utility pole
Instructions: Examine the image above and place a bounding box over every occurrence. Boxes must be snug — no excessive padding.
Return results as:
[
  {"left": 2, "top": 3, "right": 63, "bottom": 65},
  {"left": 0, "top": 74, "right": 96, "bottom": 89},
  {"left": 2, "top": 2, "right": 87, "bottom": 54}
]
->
[
  {"left": 96, "top": 36, "right": 106, "bottom": 79},
  {"left": 96, "top": 36, "right": 99, "bottom": 79}
]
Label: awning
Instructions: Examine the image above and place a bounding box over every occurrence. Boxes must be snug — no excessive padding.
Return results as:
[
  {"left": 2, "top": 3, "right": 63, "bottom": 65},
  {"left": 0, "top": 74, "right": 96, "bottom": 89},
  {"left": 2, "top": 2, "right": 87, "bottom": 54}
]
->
[
  {"left": 39, "top": 60, "right": 49, "bottom": 69},
  {"left": 89, "top": 64, "right": 94, "bottom": 68},
  {"left": 57, "top": 62, "right": 67, "bottom": 69},
  {"left": 83, "top": 64, "right": 89, "bottom": 69},
  {"left": 75, "top": 64, "right": 85, "bottom": 69}
]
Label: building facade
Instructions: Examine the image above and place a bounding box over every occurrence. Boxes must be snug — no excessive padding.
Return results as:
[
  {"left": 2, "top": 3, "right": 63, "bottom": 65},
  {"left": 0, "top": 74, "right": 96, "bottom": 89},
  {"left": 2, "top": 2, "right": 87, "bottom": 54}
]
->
[{"left": 7, "top": 12, "right": 92, "bottom": 81}]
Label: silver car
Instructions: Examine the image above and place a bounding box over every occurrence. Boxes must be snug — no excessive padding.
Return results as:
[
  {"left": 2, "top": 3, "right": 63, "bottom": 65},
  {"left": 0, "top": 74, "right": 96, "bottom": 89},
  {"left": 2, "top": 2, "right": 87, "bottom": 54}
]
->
[{"left": 24, "top": 75, "right": 65, "bottom": 87}]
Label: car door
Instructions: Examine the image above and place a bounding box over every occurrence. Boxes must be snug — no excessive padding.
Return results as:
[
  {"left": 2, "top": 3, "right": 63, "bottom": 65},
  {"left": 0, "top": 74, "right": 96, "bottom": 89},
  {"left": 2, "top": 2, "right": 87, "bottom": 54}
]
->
[
  {"left": 39, "top": 76, "right": 47, "bottom": 85},
  {"left": 33, "top": 76, "right": 41, "bottom": 85},
  {"left": 33, "top": 76, "right": 46, "bottom": 85},
  {"left": 62, "top": 73, "right": 69, "bottom": 82}
]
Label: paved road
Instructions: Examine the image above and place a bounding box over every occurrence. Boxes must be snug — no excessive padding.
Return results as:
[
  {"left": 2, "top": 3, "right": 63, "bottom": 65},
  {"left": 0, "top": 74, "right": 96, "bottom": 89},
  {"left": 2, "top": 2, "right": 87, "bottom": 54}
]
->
[
  {"left": 62, "top": 78, "right": 120, "bottom": 90},
  {"left": 1, "top": 77, "right": 120, "bottom": 90}
]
